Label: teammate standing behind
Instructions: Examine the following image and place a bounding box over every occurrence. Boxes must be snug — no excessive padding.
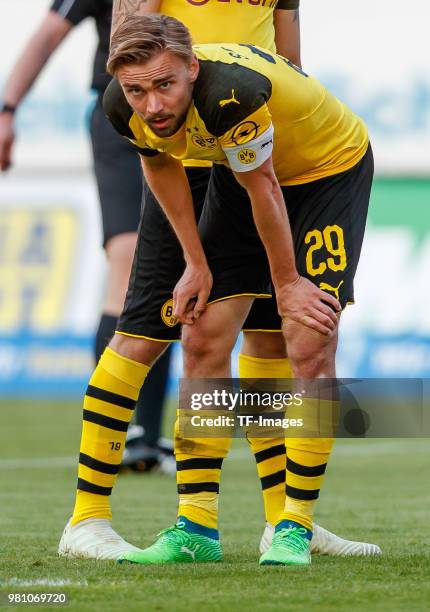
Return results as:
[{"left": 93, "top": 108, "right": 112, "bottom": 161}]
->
[
  {"left": 57, "top": 0, "right": 380, "bottom": 560},
  {"left": 0, "top": 0, "right": 173, "bottom": 472}
]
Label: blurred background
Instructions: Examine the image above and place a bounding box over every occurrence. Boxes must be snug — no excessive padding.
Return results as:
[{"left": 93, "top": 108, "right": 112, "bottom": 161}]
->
[{"left": 0, "top": 0, "right": 429, "bottom": 401}]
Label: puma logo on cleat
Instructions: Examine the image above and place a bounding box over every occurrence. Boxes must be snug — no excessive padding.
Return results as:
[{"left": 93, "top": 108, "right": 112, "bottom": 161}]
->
[
  {"left": 319, "top": 280, "right": 344, "bottom": 301},
  {"left": 181, "top": 545, "right": 199, "bottom": 560},
  {"left": 219, "top": 89, "right": 240, "bottom": 107}
]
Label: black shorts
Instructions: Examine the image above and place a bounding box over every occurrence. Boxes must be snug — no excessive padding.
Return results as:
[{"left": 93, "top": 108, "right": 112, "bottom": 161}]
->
[
  {"left": 117, "top": 166, "right": 280, "bottom": 341},
  {"left": 117, "top": 167, "right": 211, "bottom": 341},
  {"left": 90, "top": 96, "right": 142, "bottom": 246},
  {"left": 200, "top": 144, "right": 374, "bottom": 329},
  {"left": 117, "top": 145, "right": 373, "bottom": 340}
]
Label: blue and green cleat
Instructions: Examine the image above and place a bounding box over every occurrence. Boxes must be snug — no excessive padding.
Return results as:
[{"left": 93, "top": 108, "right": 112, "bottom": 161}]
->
[
  {"left": 118, "top": 517, "right": 222, "bottom": 565},
  {"left": 259, "top": 521, "right": 312, "bottom": 566}
]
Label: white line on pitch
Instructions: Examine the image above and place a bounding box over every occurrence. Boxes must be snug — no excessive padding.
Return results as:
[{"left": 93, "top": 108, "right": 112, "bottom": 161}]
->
[
  {"left": 0, "top": 456, "right": 75, "bottom": 469},
  {"left": 4, "top": 578, "right": 88, "bottom": 587},
  {"left": 0, "top": 440, "right": 426, "bottom": 470},
  {"left": 229, "top": 439, "right": 429, "bottom": 460}
]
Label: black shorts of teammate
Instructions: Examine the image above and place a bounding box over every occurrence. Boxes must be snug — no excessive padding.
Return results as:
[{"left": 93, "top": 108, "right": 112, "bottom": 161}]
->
[
  {"left": 90, "top": 95, "right": 142, "bottom": 246},
  {"left": 200, "top": 143, "right": 374, "bottom": 330}
]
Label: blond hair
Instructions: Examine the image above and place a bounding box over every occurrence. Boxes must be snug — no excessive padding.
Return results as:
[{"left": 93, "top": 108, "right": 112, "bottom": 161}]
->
[{"left": 107, "top": 15, "right": 193, "bottom": 75}]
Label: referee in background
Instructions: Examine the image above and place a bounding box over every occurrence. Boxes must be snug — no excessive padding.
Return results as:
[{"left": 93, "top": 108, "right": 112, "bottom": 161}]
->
[{"left": 0, "top": 0, "right": 173, "bottom": 473}]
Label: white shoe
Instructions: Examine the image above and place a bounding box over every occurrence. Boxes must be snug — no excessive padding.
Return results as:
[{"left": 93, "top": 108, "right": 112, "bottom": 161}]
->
[
  {"left": 58, "top": 518, "right": 143, "bottom": 561},
  {"left": 259, "top": 522, "right": 382, "bottom": 556},
  {"left": 158, "top": 453, "right": 176, "bottom": 476},
  {"left": 259, "top": 521, "right": 275, "bottom": 555}
]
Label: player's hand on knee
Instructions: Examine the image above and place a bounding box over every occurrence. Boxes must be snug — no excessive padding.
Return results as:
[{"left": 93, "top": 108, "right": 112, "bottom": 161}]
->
[
  {"left": 173, "top": 263, "right": 213, "bottom": 325},
  {"left": 277, "top": 275, "right": 341, "bottom": 335}
]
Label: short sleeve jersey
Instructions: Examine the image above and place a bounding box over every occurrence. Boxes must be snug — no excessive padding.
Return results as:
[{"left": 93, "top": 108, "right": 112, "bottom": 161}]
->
[
  {"left": 104, "top": 43, "right": 368, "bottom": 186},
  {"left": 160, "top": 0, "right": 300, "bottom": 53},
  {"left": 158, "top": 0, "right": 299, "bottom": 167},
  {"left": 50, "top": 0, "right": 112, "bottom": 92}
]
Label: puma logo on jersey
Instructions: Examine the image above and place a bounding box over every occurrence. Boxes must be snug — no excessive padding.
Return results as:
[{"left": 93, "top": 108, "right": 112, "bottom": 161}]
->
[
  {"left": 319, "top": 280, "right": 344, "bottom": 301},
  {"left": 219, "top": 89, "right": 240, "bottom": 108},
  {"left": 181, "top": 545, "right": 199, "bottom": 561},
  {"left": 261, "top": 138, "right": 273, "bottom": 149}
]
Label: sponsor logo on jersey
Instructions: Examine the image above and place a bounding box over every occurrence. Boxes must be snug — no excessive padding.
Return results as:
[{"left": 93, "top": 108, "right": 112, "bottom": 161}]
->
[
  {"left": 237, "top": 148, "right": 257, "bottom": 164},
  {"left": 161, "top": 298, "right": 179, "bottom": 327},
  {"left": 191, "top": 133, "right": 217, "bottom": 148},
  {"left": 219, "top": 89, "right": 240, "bottom": 108},
  {"left": 231, "top": 121, "right": 259, "bottom": 145}
]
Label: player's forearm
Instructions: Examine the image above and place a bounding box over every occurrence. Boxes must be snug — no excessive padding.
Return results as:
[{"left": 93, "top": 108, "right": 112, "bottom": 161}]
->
[
  {"left": 141, "top": 155, "right": 207, "bottom": 267},
  {"left": 236, "top": 163, "right": 298, "bottom": 287},
  {"left": 250, "top": 185, "right": 298, "bottom": 287},
  {"left": 111, "top": 0, "right": 162, "bottom": 39},
  {"left": 274, "top": 8, "right": 301, "bottom": 67},
  {"left": 2, "top": 12, "right": 72, "bottom": 107}
]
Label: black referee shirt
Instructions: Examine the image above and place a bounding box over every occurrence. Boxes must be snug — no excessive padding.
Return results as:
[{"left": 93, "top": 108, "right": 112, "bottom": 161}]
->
[{"left": 50, "top": 0, "right": 112, "bottom": 93}]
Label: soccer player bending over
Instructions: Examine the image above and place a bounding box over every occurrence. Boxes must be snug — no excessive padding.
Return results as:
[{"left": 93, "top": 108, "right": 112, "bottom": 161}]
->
[
  {"left": 58, "top": 2, "right": 380, "bottom": 562},
  {"left": 94, "top": 15, "right": 375, "bottom": 566}
]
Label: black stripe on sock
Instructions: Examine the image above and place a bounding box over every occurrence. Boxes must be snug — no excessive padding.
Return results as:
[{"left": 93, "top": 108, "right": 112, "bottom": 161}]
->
[
  {"left": 79, "top": 452, "right": 120, "bottom": 475},
  {"left": 86, "top": 384, "right": 135, "bottom": 410},
  {"left": 254, "top": 443, "right": 285, "bottom": 464},
  {"left": 176, "top": 458, "right": 223, "bottom": 471},
  {"left": 286, "top": 484, "right": 320, "bottom": 501},
  {"left": 177, "top": 482, "right": 219, "bottom": 494},
  {"left": 287, "top": 458, "right": 327, "bottom": 477},
  {"left": 260, "top": 469, "right": 285, "bottom": 490},
  {"left": 83, "top": 409, "right": 129, "bottom": 432},
  {"left": 77, "top": 478, "right": 112, "bottom": 496}
]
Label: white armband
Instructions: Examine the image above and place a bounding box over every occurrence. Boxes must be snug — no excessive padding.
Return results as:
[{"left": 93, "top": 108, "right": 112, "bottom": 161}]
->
[{"left": 222, "top": 124, "right": 274, "bottom": 172}]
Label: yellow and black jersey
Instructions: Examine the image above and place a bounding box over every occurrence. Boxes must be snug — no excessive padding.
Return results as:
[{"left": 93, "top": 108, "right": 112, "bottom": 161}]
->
[
  {"left": 104, "top": 43, "right": 368, "bottom": 185},
  {"left": 159, "top": 0, "right": 298, "bottom": 168},
  {"left": 160, "top": 0, "right": 299, "bottom": 53}
]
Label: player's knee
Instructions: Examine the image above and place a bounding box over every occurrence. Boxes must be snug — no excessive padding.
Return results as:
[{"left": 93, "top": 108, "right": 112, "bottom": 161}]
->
[
  {"left": 289, "top": 349, "right": 334, "bottom": 378},
  {"left": 109, "top": 333, "right": 166, "bottom": 366},
  {"left": 181, "top": 329, "right": 230, "bottom": 371}
]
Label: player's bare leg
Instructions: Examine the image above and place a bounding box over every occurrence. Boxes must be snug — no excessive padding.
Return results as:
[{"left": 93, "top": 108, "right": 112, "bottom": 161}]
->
[
  {"left": 59, "top": 329, "right": 170, "bottom": 560},
  {"left": 104, "top": 233, "right": 137, "bottom": 315},
  {"left": 183, "top": 297, "right": 253, "bottom": 377},
  {"left": 260, "top": 318, "right": 340, "bottom": 565},
  {"left": 94, "top": 233, "right": 136, "bottom": 361},
  {"left": 241, "top": 330, "right": 286, "bottom": 359},
  {"left": 120, "top": 297, "right": 253, "bottom": 564},
  {"left": 241, "top": 330, "right": 381, "bottom": 557}
]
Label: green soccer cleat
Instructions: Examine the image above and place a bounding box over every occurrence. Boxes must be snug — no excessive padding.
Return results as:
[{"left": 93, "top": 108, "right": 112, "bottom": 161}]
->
[
  {"left": 118, "top": 520, "right": 222, "bottom": 565},
  {"left": 259, "top": 525, "right": 311, "bottom": 566}
]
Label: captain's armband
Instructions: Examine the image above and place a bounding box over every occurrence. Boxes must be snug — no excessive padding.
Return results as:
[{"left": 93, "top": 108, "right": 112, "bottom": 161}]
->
[{"left": 222, "top": 125, "right": 274, "bottom": 173}]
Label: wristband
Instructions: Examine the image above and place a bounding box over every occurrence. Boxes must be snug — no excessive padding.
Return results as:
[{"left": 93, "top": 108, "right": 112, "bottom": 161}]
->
[{"left": 0, "top": 103, "right": 16, "bottom": 115}]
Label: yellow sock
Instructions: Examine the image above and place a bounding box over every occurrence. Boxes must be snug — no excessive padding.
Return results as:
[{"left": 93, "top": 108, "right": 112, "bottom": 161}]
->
[
  {"left": 72, "top": 348, "right": 150, "bottom": 525},
  {"left": 177, "top": 454, "right": 222, "bottom": 529},
  {"left": 279, "top": 437, "right": 334, "bottom": 531},
  {"left": 238, "top": 353, "right": 293, "bottom": 525},
  {"left": 175, "top": 416, "right": 232, "bottom": 530}
]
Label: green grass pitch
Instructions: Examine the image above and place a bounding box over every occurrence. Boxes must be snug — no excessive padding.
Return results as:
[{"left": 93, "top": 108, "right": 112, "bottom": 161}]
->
[{"left": 0, "top": 400, "right": 429, "bottom": 611}]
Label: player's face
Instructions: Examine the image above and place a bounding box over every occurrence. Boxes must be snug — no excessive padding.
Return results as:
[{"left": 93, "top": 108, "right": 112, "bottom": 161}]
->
[{"left": 117, "top": 50, "right": 199, "bottom": 137}]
